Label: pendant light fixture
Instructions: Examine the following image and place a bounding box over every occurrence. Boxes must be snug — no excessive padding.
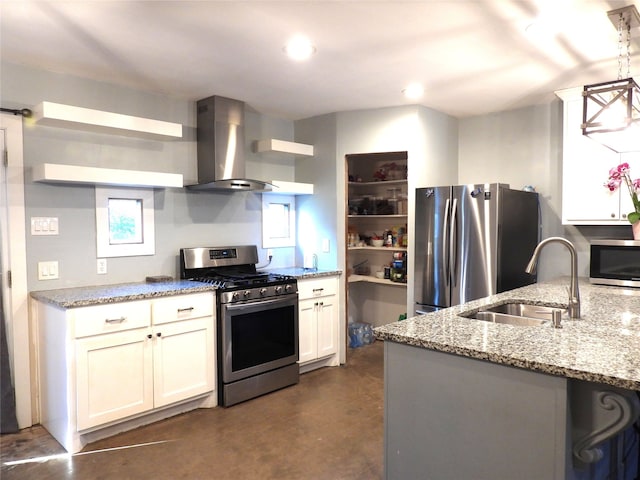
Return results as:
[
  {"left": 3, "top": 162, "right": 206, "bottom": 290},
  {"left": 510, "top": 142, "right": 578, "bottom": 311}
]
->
[{"left": 582, "top": 5, "right": 640, "bottom": 153}]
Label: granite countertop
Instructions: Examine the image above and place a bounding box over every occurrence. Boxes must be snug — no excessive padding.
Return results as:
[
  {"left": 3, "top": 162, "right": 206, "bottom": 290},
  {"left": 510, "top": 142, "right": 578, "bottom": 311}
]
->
[
  {"left": 375, "top": 279, "right": 640, "bottom": 391},
  {"left": 30, "top": 281, "right": 216, "bottom": 309},
  {"left": 261, "top": 267, "right": 342, "bottom": 280}
]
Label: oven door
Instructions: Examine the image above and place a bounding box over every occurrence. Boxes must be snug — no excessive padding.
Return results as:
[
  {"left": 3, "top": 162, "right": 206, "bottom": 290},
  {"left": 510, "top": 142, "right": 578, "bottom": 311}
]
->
[{"left": 220, "top": 294, "right": 298, "bottom": 384}]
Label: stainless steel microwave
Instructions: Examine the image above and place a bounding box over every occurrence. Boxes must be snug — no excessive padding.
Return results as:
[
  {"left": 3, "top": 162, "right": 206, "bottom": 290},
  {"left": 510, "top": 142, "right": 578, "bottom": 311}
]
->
[{"left": 590, "top": 239, "right": 640, "bottom": 287}]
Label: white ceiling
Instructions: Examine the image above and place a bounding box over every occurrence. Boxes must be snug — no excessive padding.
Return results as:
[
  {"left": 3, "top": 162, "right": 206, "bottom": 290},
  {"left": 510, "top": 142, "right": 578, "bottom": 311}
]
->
[{"left": 1, "top": 0, "right": 640, "bottom": 120}]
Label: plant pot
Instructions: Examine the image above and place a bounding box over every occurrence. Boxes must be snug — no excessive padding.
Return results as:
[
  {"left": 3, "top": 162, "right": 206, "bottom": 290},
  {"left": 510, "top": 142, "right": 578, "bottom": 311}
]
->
[{"left": 633, "top": 221, "right": 640, "bottom": 240}]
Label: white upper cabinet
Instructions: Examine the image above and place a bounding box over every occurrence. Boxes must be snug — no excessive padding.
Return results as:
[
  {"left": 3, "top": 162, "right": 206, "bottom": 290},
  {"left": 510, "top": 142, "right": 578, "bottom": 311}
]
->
[{"left": 556, "top": 87, "right": 633, "bottom": 225}]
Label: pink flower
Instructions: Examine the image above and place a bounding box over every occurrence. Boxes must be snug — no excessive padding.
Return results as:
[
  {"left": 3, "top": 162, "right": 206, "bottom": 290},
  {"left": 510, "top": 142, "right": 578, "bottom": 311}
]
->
[
  {"left": 617, "top": 163, "right": 630, "bottom": 175},
  {"left": 605, "top": 178, "right": 621, "bottom": 191},
  {"left": 633, "top": 178, "right": 640, "bottom": 192}
]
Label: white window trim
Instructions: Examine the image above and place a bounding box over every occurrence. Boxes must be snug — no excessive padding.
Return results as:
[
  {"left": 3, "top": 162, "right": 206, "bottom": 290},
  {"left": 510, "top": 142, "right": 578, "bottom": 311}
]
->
[
  {"left": 96, "top": 187, "right": 155, "bottom": 257},
  {"left": 262, "top": 193, "right": 296, "bottom": 248}
]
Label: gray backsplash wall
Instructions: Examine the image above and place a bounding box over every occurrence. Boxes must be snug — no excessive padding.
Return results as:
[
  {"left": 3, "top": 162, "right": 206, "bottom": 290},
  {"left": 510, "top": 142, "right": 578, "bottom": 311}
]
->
[
  {"left": 458, "top": 101, "right": 632, "bottom": 280},
  {"left": 2, "top": 62, "right": 296, "bottom": 290}
]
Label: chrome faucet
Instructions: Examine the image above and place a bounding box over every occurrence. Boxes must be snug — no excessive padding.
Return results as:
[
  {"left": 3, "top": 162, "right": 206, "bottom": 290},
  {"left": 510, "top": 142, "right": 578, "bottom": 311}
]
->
[{"left": 525, "top": 237, "right": 581, "bottom": 319}]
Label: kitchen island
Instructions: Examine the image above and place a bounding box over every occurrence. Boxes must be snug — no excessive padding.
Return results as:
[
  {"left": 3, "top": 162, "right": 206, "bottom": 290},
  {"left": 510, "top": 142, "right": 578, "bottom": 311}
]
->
[{"left": 374, "top": 279, "right": 640, "bottom": 479}]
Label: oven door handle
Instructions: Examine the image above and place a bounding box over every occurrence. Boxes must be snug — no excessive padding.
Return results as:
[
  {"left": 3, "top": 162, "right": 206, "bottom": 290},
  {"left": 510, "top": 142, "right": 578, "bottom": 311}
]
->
[{"left": 222, "top": 295, "right": 298, "bottom": 312}]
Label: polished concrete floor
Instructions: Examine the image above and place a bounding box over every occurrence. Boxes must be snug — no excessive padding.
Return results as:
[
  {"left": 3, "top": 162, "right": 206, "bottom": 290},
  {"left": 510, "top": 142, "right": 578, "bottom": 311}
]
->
[{"left": 1, "top": 341, "right": 384, "bottom": 480}]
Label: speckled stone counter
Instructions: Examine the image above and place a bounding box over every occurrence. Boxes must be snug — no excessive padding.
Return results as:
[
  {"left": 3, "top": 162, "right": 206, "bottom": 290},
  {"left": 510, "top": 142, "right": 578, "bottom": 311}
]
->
[
  {"left": 261, "top": 267, "right": 342, "bottom": 280},
  {"left": 30, "top": 281, "right": 215, "bottom": 309},
  {"left": 375, "top": 279, "right": 640, "bottom": 390}
]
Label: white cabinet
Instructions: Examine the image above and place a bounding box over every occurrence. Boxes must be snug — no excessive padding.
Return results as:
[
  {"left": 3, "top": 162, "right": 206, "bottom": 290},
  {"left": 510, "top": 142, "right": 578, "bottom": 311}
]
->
[
  {"left": 297, "top": 276, "right": 340, "bottom": 373},
  {"left": 33, "top": 292, "right": 216, "bottom": 453},
  {"left": 151, "top": 294, "right": 215, "bottom": 408},
  {"left": 556, "top": 87, "right": 637, "bottom": 225},
  {"left": 76, "top": 328, "right": 153, "bottom": 430}
]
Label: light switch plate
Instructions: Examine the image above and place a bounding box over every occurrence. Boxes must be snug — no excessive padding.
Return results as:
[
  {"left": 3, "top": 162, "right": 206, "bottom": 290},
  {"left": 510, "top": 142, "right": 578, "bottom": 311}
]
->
[
  {"left": 38, "top": 261, "right": 59, "bottom": 280},
  {"left": 322, "top": 238, "right": 330, "bottom": 253},
  {"left": 31, "top": 217, "right": 59, "bottom": 235}
]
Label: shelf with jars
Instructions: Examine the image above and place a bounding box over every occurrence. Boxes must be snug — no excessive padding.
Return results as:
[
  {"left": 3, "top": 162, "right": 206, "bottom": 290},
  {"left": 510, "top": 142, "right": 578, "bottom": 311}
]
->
[{"left": 345, "top": 151, "right": 408, "bottom": 328}]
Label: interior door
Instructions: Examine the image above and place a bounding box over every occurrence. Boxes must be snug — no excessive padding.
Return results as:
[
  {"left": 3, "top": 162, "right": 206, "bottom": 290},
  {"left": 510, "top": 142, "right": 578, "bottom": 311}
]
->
[{"left": 415, "top": 186, "right": 451, "bottom": 311}]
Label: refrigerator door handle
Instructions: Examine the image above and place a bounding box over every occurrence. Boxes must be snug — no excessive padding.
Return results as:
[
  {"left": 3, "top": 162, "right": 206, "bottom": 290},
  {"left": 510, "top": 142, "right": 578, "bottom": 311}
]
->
[
  {"left": 450, "top": 198, "right": 458, "bottom": 287},
  {"left": 443, "top": 198, "right": 451, "bottom": 286}
]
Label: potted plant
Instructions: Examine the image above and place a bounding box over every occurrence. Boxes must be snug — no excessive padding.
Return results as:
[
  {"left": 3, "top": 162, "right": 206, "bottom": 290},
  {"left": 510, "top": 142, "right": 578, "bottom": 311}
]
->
[{"left": 605, "top": 163, "right": 640, "bottom": 238}]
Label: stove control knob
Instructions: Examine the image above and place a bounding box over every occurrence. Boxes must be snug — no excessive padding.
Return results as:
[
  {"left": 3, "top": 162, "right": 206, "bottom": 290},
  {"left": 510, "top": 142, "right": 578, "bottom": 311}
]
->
[
  {"left": 275, "top": 285, "right": 283, "bottom": 294},
  {"left": 232, "top": 291, "right": 239, "bottom": 300},
  {"left": 243, "top": 290, "right": 251, "bottom": 298},
  {"left": 285, "top": 284, "right": 293, "bottom": 293},
  {"left": 260, "top": 288, "right": 268, "bottom": 296}
]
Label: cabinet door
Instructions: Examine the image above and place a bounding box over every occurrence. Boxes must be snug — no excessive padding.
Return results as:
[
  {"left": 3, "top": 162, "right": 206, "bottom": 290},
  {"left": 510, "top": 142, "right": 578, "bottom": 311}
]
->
[
  {"left": 298, "top": 298, "right": 317, "bottom": 364},
  {"left": 76, "top": 329, "right": 153, "bottom": 430},
  {"left": 316, "top": 296, "right": 338, "bottom": 359},
  {"left": 152, "top": 317, "right": 215, "bottom": 408},
  {"left": 562, "top": 94, "right": 622, "bottom": 224}
]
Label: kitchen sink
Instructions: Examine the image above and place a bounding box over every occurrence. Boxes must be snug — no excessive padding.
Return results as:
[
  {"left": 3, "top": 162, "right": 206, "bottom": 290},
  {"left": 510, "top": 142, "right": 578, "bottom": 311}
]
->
[{"left": 461, "top": 302, "right": 565, "bottom": 327}]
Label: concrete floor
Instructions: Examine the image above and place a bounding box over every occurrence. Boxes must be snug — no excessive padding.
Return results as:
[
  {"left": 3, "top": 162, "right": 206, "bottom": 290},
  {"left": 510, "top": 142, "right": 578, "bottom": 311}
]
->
[{"left": 1, "top": 341, "right": 384, "bottom": 480}]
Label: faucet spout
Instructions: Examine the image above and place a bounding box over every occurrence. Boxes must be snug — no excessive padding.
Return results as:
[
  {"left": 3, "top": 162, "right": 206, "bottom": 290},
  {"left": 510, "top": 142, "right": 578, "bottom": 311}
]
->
[{"left": 525, "top": 237, "right": 580, "bottom": 319}]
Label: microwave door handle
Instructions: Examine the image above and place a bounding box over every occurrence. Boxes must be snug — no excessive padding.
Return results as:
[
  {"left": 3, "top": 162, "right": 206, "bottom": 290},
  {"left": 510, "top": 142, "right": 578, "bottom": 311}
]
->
[
  {"left": 443, "top": 198, "right": 451, "bottom": 285},
  {"left": 450, "top": 198, "right": 458, "bottom": 287}
]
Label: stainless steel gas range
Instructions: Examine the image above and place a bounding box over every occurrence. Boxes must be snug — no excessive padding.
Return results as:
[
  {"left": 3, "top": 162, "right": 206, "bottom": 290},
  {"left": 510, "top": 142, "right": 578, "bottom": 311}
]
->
[{"left": 180, "top": 245, "right": 299, "bottom": 407}]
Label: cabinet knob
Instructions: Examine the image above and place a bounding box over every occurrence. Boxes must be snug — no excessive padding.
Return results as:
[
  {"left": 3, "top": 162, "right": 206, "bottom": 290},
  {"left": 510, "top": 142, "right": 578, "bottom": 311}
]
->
[
  {"left": 157, "top": 332, "right": 162, "bottom": 337},
  {"left": 147, "top": 334, "right": 152, "bottom": 339},
  {"left": 611, "top": 213, "right": 616, "bottom": 218}
]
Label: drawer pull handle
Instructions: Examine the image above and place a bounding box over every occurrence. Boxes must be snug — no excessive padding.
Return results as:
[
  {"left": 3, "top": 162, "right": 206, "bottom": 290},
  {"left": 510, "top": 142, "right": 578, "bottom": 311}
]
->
[
  {"left": 105, "top": 317, "right": 126, "bottom": 324},
  {"left": 312, "top": 288, "right": 324, "bottom": 292},
  {"left": 177, "top": 307, "right": 194, "bottom": 313}
]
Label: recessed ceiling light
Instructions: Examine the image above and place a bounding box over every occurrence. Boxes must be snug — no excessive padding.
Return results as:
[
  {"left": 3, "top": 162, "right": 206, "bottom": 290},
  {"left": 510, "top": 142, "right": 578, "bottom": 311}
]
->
[
  {"left": 284, "top": 35, "right": 316, "bottom": 61},
  {"left": 402, "top": 83, "right": 424, "bottom": 99}
]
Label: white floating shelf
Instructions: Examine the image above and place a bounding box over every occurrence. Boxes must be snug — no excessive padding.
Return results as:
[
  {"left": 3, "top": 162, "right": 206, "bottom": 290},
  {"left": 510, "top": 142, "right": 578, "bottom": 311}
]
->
[
  {"left": 32, "top": 101, "right": 183, "bottom": 140},
  {"left": 267, "top": 180, "right": 314, "bottom": 195},
  {"left": 348, "top": 275, "right": 407, "bottom": 287},
  {"left": 255, "top": 139, "right": 314, "bottom": 157},
  {"left": 33, "top": 163, "right": 183, "bottom": 188}
]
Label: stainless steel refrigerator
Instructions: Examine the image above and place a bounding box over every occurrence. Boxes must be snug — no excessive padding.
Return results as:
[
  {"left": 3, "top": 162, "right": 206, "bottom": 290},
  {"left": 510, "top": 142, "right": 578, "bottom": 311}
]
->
[{"left": 414, "top": 183, "right": 539, "bottom": 314}]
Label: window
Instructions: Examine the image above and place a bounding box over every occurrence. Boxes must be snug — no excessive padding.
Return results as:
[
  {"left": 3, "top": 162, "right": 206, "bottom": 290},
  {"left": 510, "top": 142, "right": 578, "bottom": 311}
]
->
[
  {"left": 96, "top": 187, "right": 155, "bottom": 257},
  {"left": 262, "top": 194, "right": 295, "bottom": 248}
]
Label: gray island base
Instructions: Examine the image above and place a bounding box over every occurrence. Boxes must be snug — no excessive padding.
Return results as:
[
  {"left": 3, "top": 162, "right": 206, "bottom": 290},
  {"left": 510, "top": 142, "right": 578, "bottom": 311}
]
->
[{"left": 377, "top": 280, "right": 640, "bottom": 479}]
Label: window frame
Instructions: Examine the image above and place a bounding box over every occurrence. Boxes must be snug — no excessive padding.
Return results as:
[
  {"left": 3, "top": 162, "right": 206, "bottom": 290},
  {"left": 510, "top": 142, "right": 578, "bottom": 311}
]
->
[
  {"left": 95, "top": 187, "right": 155, "bottom": 258},
  {"left": 262, "top": 193, "right": 296, "bottom": 248}
]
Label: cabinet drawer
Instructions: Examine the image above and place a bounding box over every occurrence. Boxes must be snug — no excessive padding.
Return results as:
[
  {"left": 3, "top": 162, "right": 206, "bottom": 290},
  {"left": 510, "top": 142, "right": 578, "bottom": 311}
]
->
[
  {"left": 73, "top": 301, "right": 151, "bottom": 338},
  {"left": 152, "top": 293, "right": 214, "bottom": 325},
  {"left": 298, "top": 277, "right": 338, "bottom": 300}
]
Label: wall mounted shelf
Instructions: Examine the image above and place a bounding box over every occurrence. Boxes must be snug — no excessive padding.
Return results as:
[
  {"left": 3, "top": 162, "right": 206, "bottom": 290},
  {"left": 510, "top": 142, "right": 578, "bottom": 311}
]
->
[
  {"left": 266, "top": 180, "right": 314, "bottom": 195},
  {"left": 33, "top": 163, "right": 184, "bottom": 188},
  {"left": 32, "top": 101, "right": 183, "bottom": 140},
  {"left": 255, "top": 139, "right": 314, "bottom": 157}
]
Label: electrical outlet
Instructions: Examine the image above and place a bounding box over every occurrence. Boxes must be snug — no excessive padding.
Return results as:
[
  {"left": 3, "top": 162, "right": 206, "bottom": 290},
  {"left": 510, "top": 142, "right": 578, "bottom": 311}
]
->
[
  {"left": 322, "top": 238, "right": 330, "bottom": 253},
  {"left": 97, "top": 258, "right": 107, "bottom": 275}
]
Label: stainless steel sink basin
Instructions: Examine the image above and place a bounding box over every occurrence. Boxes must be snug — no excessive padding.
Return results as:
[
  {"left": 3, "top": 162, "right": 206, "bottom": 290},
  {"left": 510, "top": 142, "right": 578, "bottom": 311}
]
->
[{"left": 461, "top": 302, "right": 565, "bottom": 327}]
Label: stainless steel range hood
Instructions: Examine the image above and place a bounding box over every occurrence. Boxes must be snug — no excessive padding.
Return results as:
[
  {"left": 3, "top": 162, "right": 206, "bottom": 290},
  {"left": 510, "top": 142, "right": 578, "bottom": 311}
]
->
[{"left": 187, "top": 95, "right": 271, "bottom": 191}]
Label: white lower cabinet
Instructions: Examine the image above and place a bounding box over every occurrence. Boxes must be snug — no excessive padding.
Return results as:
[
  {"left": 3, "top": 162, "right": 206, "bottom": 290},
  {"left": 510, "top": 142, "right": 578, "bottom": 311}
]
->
[
  {"left": 76, "top": 328, "right": 153, "bottom": 430},
  {"left": 33, "top": 292, "right": 216, "bottom": 453},
  {"left": 298, "top": 276, "right": 340, "bottom": 372}
]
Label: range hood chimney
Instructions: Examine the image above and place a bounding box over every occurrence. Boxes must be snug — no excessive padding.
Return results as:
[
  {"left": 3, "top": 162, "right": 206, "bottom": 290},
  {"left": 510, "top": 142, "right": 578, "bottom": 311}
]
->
[{"left": 187, "top": 95, "right": 271, "bottom": 191}]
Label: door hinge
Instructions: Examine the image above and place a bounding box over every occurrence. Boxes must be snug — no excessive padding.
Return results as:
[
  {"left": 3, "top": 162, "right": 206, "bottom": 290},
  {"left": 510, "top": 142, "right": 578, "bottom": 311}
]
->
[
  {"left": 3, "top": 150, "right": 7, "bottom": 167},
  {"left": 7, "top": 270, "right": 11, "bottom": 288}
]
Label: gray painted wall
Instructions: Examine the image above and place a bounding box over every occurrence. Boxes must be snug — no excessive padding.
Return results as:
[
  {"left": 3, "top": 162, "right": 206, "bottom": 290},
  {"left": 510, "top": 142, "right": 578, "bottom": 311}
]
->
[{"left": 2, "top": 62, "right": 296, "bottom": 290}]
